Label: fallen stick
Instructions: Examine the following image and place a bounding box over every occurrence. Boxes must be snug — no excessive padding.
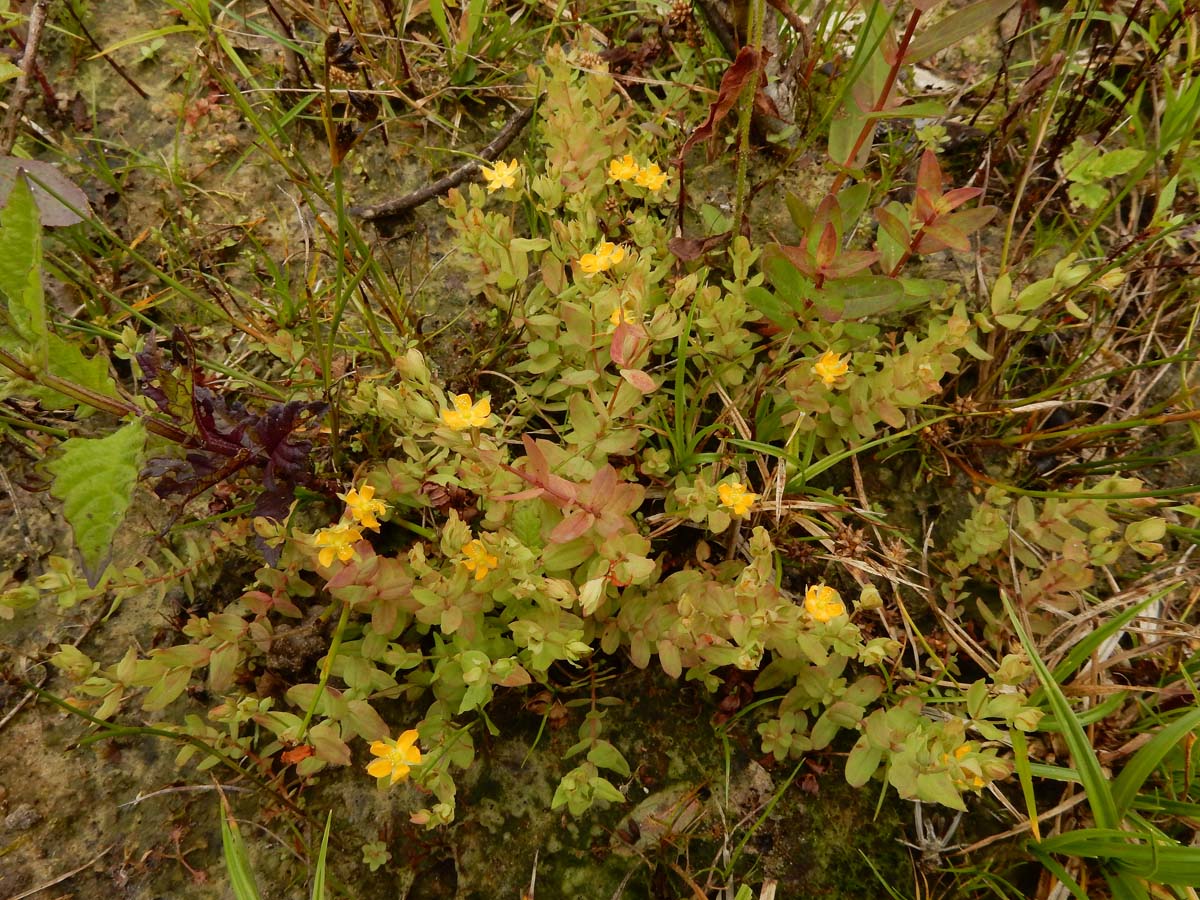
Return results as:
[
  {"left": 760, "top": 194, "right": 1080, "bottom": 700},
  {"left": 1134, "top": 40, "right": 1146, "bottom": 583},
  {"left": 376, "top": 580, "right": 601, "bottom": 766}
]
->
[
  {"left": 349, "top": 104, "right": 534, "bottom": 220},
  {"left": 1, "top": 0, "right": 50, "bottom": 155}
]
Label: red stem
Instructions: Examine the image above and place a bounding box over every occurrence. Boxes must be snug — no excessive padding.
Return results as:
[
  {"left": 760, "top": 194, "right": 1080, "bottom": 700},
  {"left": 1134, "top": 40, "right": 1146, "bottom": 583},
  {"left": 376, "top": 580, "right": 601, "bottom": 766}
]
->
[{"left": 829, "top": 7, "right": 924, "bottom": 195}]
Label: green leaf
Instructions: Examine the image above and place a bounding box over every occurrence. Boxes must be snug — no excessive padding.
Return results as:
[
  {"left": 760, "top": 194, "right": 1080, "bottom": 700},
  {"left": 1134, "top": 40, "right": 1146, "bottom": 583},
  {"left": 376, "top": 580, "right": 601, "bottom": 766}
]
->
[
  {"left": 311, "top": 811, "right": 332, "bottom": 900},
  {"left": 906, "top": 0, "right": 1019, "bottom": 64},
  {"left": 143, "top": 667, "right": 191, "bottom": 710},
  {"left": 845, "top": 736, "right": 882, "bottom": 787},
  {"left": 221, "top": 800, "right": 263, "bottom": 900},
  {"left": 818, "top": 275, "right": 918, "bottom": 320},
  {"left": 587, "top": 739, "right": 631, "bottom": 778},
  {"left": 1090, "top": 148, "right": 1147, "bottom": 179},
  {"left": 1004, "top": 593, "right": 1118, "bottom": 830},
  {"left": 0, "top": 172, "right": 47, "bottom": 365},
  {"left": 915, "top": 771, "right": 966, "bottom": 810},
  {"left": 590, "top": 775, "right": 625, "bottom": 804},
  {"left": 47, "top": 420, "right": 147, "bottom": 586},
  {"left": 1111, "top": 706, "right": 1200, "bottom": 817},
  {"left": 2, "top": 332, "right": 120, "bottom": 411}
]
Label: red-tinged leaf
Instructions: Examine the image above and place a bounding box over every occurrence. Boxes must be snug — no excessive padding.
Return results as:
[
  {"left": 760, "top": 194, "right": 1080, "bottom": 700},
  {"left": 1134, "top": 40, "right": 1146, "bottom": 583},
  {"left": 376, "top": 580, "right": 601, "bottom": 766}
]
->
[
  {"left": 880, "top": 27, "right": 900, "bottom": 66},
  {"left": 916, "top": 150, "right": 943, "bottom": 199},
  {"left": 768, "top": 241, "right": 818, "bottom": 279},
  {"left": 497, "top": 664, "right": 533, "bottom": 687},
  {"left": 678, "top": 47, "right": 762, "bottom": 160},
  {"left": 309, "top": 722, "right": 352, "bottom": 766},
  {"left": 498, "top": 487, "right": 545, "bottom": 502},
  {"left": 550, "top": 509, "right": 594, "bottom": 544},
  {"left": 620, "top": 368, "right": 657, "bottom": 393},
  {"left": 521, "top": 434, "right": 550, "bottom": 482},
  {"left": 914, "top": 187, "right": 938, "bottom": 223},
  {"left": 345, "top": 699, "right": 389, "bottom": 741},
  {"left": 939, "top": 186, "right": 984, "bottom": 213},
  {"left": 546, "top": 474, "right": 578, "bottom": 504},
  {"left": 822, "top": 249, "right": 880, "bottom": 280},
  {"left": 811, "top": 193, "right": 841, "bottom": 239},
  {"left": 918, "top": 221, "right": 970, "bottom": 253},
  {"left": 589, "top": 465, "right": 618, "bottom": 500},
  {"left": 669, "top": 232, "right": 730, "bottom": 260},
  {"left": 875, "top": 206, "right": 911, "bottom": 245},
  {"left": 754, "top": 85, "right": 782, "bottom": 119},
  {"left": 609, "top": 322, "right": 640, "bottom": 367},
  {"left": 815, "top": 222, "right": 839, "bottom": 269},
  {"left": 940, "top": 205, "right": 997, "bottom": 237}
]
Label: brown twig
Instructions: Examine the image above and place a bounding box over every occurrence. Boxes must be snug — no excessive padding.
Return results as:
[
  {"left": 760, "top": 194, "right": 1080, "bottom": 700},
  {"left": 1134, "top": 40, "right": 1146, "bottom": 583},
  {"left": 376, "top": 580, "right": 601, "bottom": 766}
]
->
[
  {"left": 349, "top": 104, "right": 534, "bottom": 220},
  {"left": 62, "top": 1, "right": 150, "bottom": 100},
  {"left": 2, "top": 843, "right": 115, "bottom": 900},
  {"left": 1, "top": 0, "right": 50, "bottom": 155},
  {"left": 0, "top": 346, "right": 199, "bottom": 448}
]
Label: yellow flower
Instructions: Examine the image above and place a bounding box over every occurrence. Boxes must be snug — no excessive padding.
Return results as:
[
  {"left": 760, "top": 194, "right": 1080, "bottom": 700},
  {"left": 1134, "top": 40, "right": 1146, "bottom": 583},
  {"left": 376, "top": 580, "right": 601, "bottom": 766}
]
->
[
  {"left": 461, "top": 539, "right": 498, "bottom": 581},
  {"left": 635, "top": 162, "right": 668, "bottom": 192},
  {"left": 480, "top": 158, "right": 520, "bottom": 193},
  {"left": 608, "top": 154, "right": 640, "bottom": 181},
  {"left": 804, "top": 584, "right": 846, "bottom": 623},
  {"left": 314, "top": 521, "right": 364, "bottom": 568},
  {"left": 610, "top": 303, "right": 638, "bottom": 327},
  {"left": 366, "top": 729, "right": 422, "bottom": 785},
  {"left": 718, "top": 480, "right": 759, "bottom": 517},
  {"left": 441, "top": 393, "right": 491, "bottom": 430},
  {"left": 813, "top": 350, "right": 850, "bottom": 388},
  {"left": 578, "top": 241, "right": 626, "bottom": 276},
  {"left": 338, "top": 484, "right": 387, "bottom": 530}
]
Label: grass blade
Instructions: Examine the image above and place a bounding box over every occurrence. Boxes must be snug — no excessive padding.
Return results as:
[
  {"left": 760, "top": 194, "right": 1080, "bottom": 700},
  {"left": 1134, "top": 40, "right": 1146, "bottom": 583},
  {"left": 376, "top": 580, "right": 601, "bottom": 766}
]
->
[
  {"left": 220, "top": 799, "right": 263, "bottom": 900},
  {"left": 311, "top": 810, "right": 333, "bottom": 900},
  {"left": 1112, "top": 706, "right": 1200, "bottom": 818},
  {"left": 1004, "top": 592, "right": 1118, "bottom": 830}
]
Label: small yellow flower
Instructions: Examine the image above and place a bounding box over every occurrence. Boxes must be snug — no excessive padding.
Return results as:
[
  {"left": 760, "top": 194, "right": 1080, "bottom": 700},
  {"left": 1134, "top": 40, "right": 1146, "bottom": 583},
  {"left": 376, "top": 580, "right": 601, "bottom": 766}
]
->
[
  {"left": 813, "top": 350, "right": 850, "bottom": 388},
  {"left": 718, "top": 480, "right": 759, "bottom": 517},
  {"left": 578, "top": 241, "right": 626, "bottom": 276},
  {"left": 610, "top": 303, "right": 638, "bottom": 327},
  {"left": 314, "top": 521, "right": 364, "bottom": 568},
  {"left": 366, "top": 729, "right": 422, "bottom": 785},
  {"left": 480, "top": 159, "right": 520, "bottom": 193},
  {"left": 635, "top": 163, "right": 668, "bottom": 192},
  {"left": 608, "top": 154, "right": 640, "bottom": 181},
  {"left": 461, "top": 539, "right": 498, "bottom": 581},
  {"left": 441, "top": 393, "right": 491, "bottom": 430},
  {"left": 338, "top": 484, "right": 387, "bottom": 530},
  {"left": 804, "top": 584, "right": 846, "bottom": 623}
]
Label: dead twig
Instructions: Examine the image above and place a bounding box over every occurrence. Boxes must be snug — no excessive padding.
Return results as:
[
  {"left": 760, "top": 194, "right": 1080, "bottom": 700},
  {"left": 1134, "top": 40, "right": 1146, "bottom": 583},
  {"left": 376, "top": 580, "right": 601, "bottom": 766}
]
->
[
  {"left": 62, "top": 1, "right": 150, "bottom": 100},
  {"left": 1, "top": 0, "right": 50, "bottom": 155},
  {"left": 350, "top": 104, "right": 534, "bottom": 220},
  {"left": 2, "top": 843, "right": 114, "bottom": 900}
]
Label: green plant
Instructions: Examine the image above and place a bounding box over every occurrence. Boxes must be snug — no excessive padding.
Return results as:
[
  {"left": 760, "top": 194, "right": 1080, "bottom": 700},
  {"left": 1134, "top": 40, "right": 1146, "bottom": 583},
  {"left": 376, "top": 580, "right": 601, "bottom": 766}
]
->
[{"left": 6, "top": 0, "right": 1200, "bottom": 896}]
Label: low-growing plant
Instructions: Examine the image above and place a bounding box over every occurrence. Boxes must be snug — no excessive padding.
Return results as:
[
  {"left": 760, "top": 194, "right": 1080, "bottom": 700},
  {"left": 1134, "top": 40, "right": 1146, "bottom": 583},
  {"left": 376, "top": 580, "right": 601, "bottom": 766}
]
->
[{"left": 3, "top": 0, "right": 1199, "bottom": 896}]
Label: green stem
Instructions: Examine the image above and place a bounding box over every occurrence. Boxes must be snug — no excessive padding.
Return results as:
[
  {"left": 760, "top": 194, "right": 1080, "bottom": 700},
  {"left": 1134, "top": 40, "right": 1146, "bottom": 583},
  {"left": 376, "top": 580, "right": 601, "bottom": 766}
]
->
[
  {"left": 0, "top": 346, "right": 197, "bottom": 446},
  {"left": 299, "top": 600, "right": 352, "bottom": 740},
  {"left": 731, "top": 0, "right": 766, "bottom": 232}
]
